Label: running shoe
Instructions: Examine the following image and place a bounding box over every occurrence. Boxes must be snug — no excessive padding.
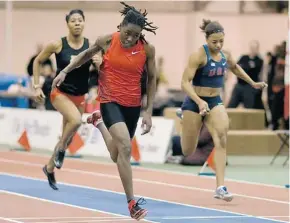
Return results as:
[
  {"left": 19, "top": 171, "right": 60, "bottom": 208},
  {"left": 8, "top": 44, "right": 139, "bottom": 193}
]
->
[
  {"left": 214, "top": 186, "right": 233, "bottom": 202},
  {"left": 87, "top": 110, "right": 103, "bottom": 127},
  {"left": 128, "top": 198, "right": 148, "bottom": 221},
  {"left": 42, "top": 165, "right": 58, "bottom": 190},
  {"left": 54, "top": 149, "right": 66, "bottom": 169}
]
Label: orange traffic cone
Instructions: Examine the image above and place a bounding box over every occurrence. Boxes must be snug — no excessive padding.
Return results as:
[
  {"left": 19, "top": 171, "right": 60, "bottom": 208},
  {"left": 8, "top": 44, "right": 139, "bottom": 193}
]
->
[{"left": 17, "top": 129, "right": 31, "bottom": 152}]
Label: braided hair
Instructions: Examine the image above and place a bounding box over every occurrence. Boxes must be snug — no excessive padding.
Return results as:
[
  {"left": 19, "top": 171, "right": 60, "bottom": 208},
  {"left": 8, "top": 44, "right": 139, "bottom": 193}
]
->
[{"left": 117, "top": 2, "right": 158, "bottom": 43}]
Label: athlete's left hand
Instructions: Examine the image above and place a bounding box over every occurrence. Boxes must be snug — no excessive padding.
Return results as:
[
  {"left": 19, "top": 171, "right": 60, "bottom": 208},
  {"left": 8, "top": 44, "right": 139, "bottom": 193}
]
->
[
  {"left": 141, "top": 111, "right": 152, "bottom": 135},
  {"left": 252, "top": 82, "right": 268, "bottom": 90}
]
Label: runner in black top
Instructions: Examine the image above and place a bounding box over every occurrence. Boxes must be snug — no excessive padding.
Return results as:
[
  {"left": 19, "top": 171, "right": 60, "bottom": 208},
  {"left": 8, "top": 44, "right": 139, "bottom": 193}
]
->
[{"left": 33, "top": 9, "right": 102, "bottom": 190}]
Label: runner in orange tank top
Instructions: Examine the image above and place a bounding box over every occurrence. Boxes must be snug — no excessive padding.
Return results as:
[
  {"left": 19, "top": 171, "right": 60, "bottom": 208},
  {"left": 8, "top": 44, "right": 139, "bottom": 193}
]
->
[{"left": 52, "top": 2, "right": 158, "bottom": 221}]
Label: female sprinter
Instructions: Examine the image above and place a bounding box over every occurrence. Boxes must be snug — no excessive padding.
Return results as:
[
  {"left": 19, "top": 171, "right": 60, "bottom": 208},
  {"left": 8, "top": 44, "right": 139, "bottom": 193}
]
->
[
  {"left": 33, "top": 9, "right": 101, "bottom": 190},
  {"left": 51, "top": 2, "right": 158, "bottom": 221},
  {"left": 180, "top": 19, "right": 267, "bottom": 202}
]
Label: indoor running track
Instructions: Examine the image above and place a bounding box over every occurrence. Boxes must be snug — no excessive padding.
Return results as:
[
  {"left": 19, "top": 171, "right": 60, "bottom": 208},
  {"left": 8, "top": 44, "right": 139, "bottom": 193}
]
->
[{"left": 0, "top": 150, "right": 289, "bottom": 223}]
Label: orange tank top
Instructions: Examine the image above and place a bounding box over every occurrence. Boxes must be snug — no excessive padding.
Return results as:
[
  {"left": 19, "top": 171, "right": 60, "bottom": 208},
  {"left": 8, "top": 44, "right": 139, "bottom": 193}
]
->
[{"left": 98, "top": 32, "right": 147, "bottom": 106}]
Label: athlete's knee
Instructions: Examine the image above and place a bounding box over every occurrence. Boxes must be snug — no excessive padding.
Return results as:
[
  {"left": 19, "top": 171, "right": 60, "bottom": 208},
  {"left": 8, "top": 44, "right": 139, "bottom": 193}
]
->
[
  {"left": 215, "top": 127, "right": 228, "bottom": 149},
  {"left": 110, "top": 153, "right": 118, "bottom": 163},
  {"left": 69, "top": 116, "right": 82, "bottom": 129},
  {"left": 218, "top": 133, "right": 227, "bottom": 149},
  {"left": 116, "top": 137, "right": 131, "bottom": 160},
  {"left": 107, "top": 141, "right": 118, "bottom": 163}
]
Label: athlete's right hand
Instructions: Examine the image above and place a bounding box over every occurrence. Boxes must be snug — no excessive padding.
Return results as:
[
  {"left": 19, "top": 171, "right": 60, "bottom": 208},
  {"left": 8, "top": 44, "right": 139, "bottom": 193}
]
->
[
  {"left": 198, "top": 100, "right": 210, "bottom": 116},
  {"left": 52, "top": 71, "right": 67, "bottom": 89},
  {"left": 34, "top": 88, "right": 46, "bottom": 104},
  {"left": 92, "top": 53, "right": 103, "bottom": 69}
]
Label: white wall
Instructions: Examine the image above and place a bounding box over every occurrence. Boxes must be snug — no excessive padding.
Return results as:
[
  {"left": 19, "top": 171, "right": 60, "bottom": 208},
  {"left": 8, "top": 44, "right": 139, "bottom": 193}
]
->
[{"left": 0, "top": 9, "right": 288, "bottom": 89}]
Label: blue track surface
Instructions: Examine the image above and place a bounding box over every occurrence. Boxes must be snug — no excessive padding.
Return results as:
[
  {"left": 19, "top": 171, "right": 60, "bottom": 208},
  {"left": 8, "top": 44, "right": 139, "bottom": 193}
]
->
[{"left": 0, "top": 174, "right": 285, "bottom": 223}]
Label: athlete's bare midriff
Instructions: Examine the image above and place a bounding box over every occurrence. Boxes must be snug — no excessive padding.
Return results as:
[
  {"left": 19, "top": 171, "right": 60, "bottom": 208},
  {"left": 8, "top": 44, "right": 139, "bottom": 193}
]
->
[{"left": 193, "top": 86, "right": 222, "bottom": 97}]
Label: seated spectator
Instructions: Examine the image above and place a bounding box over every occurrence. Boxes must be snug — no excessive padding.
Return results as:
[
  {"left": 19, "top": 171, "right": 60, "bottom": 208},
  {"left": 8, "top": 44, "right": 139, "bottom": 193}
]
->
[{"left": 167, "top": 123, "right": 214, "bottom": 166}]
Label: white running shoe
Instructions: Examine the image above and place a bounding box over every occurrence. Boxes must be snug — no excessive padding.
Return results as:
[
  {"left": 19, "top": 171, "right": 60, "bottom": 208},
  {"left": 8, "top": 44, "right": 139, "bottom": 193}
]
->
[{"left": 214, "top": 186, "right": 233, "bottom": 202}]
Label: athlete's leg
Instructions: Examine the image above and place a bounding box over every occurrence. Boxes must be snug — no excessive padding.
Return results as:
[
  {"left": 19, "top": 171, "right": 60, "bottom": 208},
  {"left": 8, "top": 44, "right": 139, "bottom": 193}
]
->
[
  {"left": 98, "top": 123, "right": 119, "bottom": 162},
  {"left": 205, "top": 105, "right": 229, "bottom": 187},
  {"left": 181, "top": 110, "right": 203, "bottom": 156},
  {"left": 109, "top": 122, "right": 133, "bottom": 200},
  {"left": 180, "top": 97, "right": 203, "bottom": 156},
  {"left": 50, "top": 93, "right": 82, "bottom": 169},
  {"left": 87, "top": 111, "right": 118, "bottom": 162},
  {"left": 204, "top": 104, "right": 232, "bottom": 201},
  {"left": 115, "top": 105, "right": 140, "bottom": 201},
  {"left": 109, "top": 122, "right": 147, "bottom": 220},
  {"left": 46, "top": 117, "right": 68, "bottom": 173},
  {"left": 100, "top": 102, "right": 146, "bottom": 220},
  {"left": 99, "top": 103, "right": 135, "bottom": 201},
  {"left": 43, "top": 100, "right": 83, "bottom": 190}
]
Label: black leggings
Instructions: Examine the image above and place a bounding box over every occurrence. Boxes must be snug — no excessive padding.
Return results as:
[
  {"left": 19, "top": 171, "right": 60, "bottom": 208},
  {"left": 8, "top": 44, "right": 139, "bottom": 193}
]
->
[{"left": 100, "top": 102, "right": 141, "bottom": 139}]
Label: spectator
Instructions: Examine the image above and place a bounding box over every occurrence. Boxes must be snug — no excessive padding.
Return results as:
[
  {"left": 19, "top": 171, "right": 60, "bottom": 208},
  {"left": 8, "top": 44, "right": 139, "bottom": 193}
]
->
[
  {"left": 228, "top": 40, "right": 264, "bottom": 109},
  {"left": 270, "top": 41, "right": 287, "bottom": 130},
  {"left": 167, "top": 123, "right": 214, "bottom": 166},
  {"left": 26, "top": 44, "right": 52, "bottom": 77}
]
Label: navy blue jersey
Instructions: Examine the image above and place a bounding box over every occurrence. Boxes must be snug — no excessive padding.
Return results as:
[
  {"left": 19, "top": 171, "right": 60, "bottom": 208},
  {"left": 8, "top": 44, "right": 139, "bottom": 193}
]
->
[{"left": 192, "top": 45, "right": 227, "bottom": 88}]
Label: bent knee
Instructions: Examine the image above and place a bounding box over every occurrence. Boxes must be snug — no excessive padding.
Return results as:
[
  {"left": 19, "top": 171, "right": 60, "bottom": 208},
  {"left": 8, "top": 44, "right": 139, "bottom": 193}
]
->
[
  {"left": 215, "top": 130, "right": 228, "bottom": 149},
  {"left": 116, "top": 138, "right": 131, "bottom": 158},
  {"left": 110, "top": 149, "right": 118, "bottom": 163},
  {"left": 70, "top": 117, "right": 82, "bottom": 129},
  {"left": 111, "top": 154, "right": 118, "bottom": 163}
]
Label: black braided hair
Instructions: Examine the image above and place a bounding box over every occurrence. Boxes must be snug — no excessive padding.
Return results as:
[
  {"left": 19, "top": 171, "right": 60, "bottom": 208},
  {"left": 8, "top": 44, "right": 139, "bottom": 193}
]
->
[{"left": 117, "top": 2, "right": 158, "bottom": 43}]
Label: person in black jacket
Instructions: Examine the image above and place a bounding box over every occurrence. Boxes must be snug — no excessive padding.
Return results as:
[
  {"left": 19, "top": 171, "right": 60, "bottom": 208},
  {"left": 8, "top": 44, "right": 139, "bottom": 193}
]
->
[{"left": 228, "top": 40, "right": 264, "bottom": 108}]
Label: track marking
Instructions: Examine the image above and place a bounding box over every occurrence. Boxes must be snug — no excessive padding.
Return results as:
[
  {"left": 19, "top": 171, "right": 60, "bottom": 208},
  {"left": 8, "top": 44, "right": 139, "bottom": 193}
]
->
[
  {"left": 3, "top": 150, "right": 285, "bottom": 189},
  {"left": 0, "top": 217, "right": 23, "bottom": 223},
  {"left": 0, "top": 158, "right": 288, "bottom": 205},
  {"left": 0, "top": 190, "right": 155, "bottom": 223},
  {"left": 11, "top": 215, "right": 290, "bottom": 220},
  {"left": 0, "top": 173, "right": 288, "bottom": 223}
]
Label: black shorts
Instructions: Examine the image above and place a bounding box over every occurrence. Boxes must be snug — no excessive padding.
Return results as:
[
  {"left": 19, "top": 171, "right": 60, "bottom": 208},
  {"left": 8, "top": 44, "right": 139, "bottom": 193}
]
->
[{"left": 100, "top": 102, "right": 141, "bottom": 139}]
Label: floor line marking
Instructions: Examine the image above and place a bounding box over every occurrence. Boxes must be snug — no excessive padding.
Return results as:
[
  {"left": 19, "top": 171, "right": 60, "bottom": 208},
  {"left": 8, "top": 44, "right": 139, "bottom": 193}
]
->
[
  {"left": 0, "top": 217, "right": 24, "bottom": 223},
  {"left": 0, "top": 190, "right": 155, "bottom": 223},
  {"left": 1, "top": 172, "right": 288, "bottom": 223},
  {"left": 2, "top": 150, "right": 285, "bottom": 189},
  {"left": 0, "top": 158, "right": 288, "bottom": 205}
]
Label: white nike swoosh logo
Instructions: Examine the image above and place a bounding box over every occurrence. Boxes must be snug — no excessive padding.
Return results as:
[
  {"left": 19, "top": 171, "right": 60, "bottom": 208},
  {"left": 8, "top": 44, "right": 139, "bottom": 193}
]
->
[
  {"left": 222, "top": 62, "right": 227, "bottom": 66},
  {"left": 132, "top": 51, "right": 140, "bottom": 55}
]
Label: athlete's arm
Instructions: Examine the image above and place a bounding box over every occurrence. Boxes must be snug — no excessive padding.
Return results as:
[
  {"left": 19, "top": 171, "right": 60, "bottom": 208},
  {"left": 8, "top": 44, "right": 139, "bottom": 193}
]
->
[
  {"left": 62, "top": 35, "right": 111, "bottom": 74},
  {"left": 91, "top": 51, "right": 103, "bottom": 71},
  {"left": 33, "top": 40, "right": 60, "bottom": 87},
  {"left": 224, "top": 50, "right": 255, "bottom": 86},
  {"left": 89, "top": 40, "right": 103, "bottom": 71},
  {"left": 181, "top": 48, "right": 205, "bottom": 105},
  {"left": 144, "top": 44, "right": 157, "bottom": 115}
]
